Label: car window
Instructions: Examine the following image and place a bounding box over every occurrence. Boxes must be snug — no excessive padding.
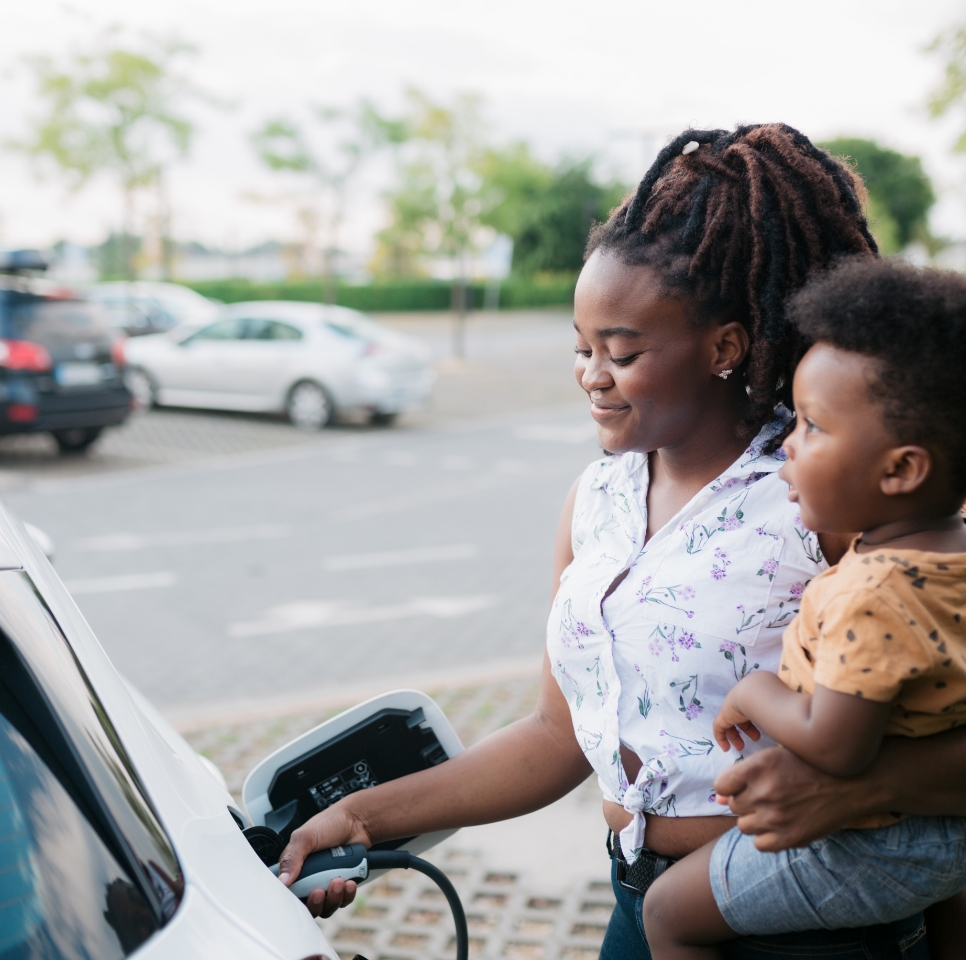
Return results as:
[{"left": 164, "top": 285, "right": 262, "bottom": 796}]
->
[
  {"left": 0, "top": 293, "right": 114, "bottom": 342},
  {"left": 0, "top": 709, "right": 156, "bottom": 958},
  {"left": 0, "top": 571, "right": 183, "bottom": 954},
  {"left": 244, "top": 319, "right": 303, "bottom": 341},
  {"left": 184, "top": 317, "right": 246, "bottom": 342}
]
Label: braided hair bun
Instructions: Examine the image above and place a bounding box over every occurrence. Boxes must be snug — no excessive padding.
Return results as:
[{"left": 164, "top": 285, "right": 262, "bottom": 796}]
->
[{"left": 586, "top": 123, "right": 878, "bottom": 430}]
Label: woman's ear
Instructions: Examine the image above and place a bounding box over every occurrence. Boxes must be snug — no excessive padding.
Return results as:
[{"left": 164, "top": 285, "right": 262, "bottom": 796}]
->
[
  {"left": 880, "top": 446, "right": 933, "bottom": 497},
  {"left": 713, "top": 321, "right": 750, "bottom": 376}
]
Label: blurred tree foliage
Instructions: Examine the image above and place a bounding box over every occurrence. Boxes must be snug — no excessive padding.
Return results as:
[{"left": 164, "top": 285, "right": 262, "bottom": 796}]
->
[
  {"left": 928, "top": 25, "right": 966, "bottom": 153},
  {"left": 819, "top": 138, "right": 936, "bottom": 254},
  {"left": 371, "top": 90, "right": 484, "bottom": 279},
  {"left": 13, "top": 32, "right": 201, "bottom": 278},
  {"left": 477, "top": 143, "right": 625, "bottom": 274},
  {"left": 251, "top": 103, "right": 405, "bottom": 299}
]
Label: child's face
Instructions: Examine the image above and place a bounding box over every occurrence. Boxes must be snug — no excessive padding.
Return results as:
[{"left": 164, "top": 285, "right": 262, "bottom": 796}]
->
[{"left": 780, "top": 343, "right": 900, "bottom": 534}]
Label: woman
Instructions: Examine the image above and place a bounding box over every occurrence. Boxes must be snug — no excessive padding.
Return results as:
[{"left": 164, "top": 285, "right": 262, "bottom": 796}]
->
[{"left": 279, "top": 125, "right": 964, "bottom": 957}]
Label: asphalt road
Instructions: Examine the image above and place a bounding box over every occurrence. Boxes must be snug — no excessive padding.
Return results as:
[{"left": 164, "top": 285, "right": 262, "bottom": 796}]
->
[{"left": 1, "top": 311, "right": 602, "bottom": 715}]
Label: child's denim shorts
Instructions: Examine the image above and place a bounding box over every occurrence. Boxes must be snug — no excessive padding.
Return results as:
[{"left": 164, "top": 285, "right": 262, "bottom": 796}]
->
[{"left": 710, "top": 816, "right": 966, "bottom": 935}]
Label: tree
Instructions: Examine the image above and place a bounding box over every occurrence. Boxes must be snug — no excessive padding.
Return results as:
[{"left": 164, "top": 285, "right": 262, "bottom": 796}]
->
[
  {"left": 928, "top": 25, "right": 966, "bottom": 153},
  {"left": 251, "top": 103, "right": 404, "bottom": 301},
  {"left": 477, "top": 144, "right": 625, "bottom": 274},
  {"left": 819, "top": 138, "right": 936, "bottom": 253},
  {"left": 371, "top": 90, "right": 484, "bottom": 281},
  {"left": 14, "top": 33, "right": 201, "bottom": 279}
]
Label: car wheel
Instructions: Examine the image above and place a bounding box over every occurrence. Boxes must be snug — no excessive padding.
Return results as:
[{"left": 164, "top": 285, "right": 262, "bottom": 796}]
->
[
  {"left": 125, "top": 367, "right": 157, "bottom": 409},
  {"left": 52, "top": 427, "right": 102, "bottom": 455},
  {"left": 369, "top": 411, "right": 398, "bottom": 427},
  {"left": 286, "top": 381, "right": 333, "bottom": 430}
]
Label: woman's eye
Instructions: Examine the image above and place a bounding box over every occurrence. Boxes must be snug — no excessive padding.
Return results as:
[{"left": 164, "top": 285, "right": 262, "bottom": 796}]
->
[
  {"left": 612, "top": 354, "right": 640, "bottom": 367},
  {"left": 574, "top": 347, "right": 592, "bottom": 358}
]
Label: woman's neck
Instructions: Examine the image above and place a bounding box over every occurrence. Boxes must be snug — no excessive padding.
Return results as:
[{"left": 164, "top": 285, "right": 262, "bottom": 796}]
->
[{"left": 645, "top": 420, "right": 752, "bottom": 541}]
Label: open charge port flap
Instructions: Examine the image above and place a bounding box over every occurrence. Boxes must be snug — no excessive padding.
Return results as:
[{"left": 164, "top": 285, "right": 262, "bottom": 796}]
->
[{"left": 264, "top": 707, "right": 449, "bottom": 846}]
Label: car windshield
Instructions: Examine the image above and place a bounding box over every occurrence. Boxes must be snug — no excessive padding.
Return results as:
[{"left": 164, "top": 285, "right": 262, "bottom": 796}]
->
[{"left": 0, "top": 571, "right": 183, "bottom": 957}]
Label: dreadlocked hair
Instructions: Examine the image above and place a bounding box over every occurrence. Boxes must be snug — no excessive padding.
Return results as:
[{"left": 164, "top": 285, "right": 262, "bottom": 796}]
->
[{"left": 586, "top": 123, "right": 879, "bottom": 433}]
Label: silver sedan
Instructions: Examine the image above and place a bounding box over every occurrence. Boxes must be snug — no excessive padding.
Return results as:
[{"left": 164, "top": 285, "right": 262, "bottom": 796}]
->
[{"left": 123, "top": 301, "right": 435, "bottom": 429}]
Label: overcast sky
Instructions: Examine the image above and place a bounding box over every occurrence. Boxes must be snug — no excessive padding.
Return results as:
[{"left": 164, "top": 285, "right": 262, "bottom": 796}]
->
[{"left": 1, "top": 0, "right": 964, "bottom": 254}]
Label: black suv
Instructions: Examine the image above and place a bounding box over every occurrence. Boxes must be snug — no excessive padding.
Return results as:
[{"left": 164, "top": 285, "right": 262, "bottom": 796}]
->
[{"left": 0, "top": 251, "right": 130, "bottom": 453}]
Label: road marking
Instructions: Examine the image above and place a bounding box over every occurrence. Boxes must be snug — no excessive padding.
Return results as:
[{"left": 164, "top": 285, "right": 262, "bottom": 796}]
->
[
  {"left": 515, "top": 422, "right": 598, "bottom": 444},
  {"left": 229, "top": 594, "right": 499, "bottom": 638},
  {"left": 384, "top": 451, "right": 418, "bottom": 466},
  {"left": 64, "top": 571, "right": 177, "bottom": 595},
  {"left": 70, "top": 524, "right": 291, "bottom": 552},
  {"left": 324, "top": 543, "right": 478, "bottom": 571}
]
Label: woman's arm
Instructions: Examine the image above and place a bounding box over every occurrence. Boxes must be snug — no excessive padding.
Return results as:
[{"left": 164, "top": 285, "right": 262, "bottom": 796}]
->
[
  {"left": 278, "top": 476, "right": 586, "bottom": 916},
  {"left": 713, "top": 727, "right": 966, "bottom": 852}
]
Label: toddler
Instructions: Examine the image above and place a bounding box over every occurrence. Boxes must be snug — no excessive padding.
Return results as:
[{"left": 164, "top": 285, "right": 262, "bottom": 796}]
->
[{"left": 642, "top": 258, "right": 966, "bottom": 959}]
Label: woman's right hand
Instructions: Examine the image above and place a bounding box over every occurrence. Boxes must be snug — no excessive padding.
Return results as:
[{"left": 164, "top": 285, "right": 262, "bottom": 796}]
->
[{"left": 276, "top": 803, "right": 373, "bottom": 918}]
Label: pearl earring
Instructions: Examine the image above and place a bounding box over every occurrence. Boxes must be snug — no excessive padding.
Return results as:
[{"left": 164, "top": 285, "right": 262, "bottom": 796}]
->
[{"left": 718, "top": 369, "right": 733, "bottom": 380}]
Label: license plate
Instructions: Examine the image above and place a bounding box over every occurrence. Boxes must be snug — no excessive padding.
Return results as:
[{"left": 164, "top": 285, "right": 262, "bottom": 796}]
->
[{"left": 55, "top": 362, "right": 103, "bottom": 387}]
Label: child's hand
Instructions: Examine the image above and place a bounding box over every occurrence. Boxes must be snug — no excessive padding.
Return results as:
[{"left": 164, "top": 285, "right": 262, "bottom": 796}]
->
[{"left": 714, "top": 689, "right": 762, "bottom": 753}]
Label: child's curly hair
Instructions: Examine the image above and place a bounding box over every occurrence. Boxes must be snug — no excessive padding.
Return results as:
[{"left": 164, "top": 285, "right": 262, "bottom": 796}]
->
[{"left": 788, "top": 257, "right": 966, "bottom": 497}]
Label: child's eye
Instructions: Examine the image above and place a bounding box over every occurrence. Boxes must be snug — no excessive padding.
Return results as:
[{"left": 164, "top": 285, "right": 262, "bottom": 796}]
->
[{"left": 805, "top": 418, "right": 819, "bottom": 433}]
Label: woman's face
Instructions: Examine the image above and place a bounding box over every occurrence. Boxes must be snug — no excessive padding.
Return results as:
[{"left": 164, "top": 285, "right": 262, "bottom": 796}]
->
[{"left": 573, "top": 251, "right": 745, "bottom": 456}]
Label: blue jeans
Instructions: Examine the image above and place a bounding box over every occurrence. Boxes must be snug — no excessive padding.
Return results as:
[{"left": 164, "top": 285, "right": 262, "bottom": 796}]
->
[{"left": 599, "top": 856, "right": 932, "bottom": 959}]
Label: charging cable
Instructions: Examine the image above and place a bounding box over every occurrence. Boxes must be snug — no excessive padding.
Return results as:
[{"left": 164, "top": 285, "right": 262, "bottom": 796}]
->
[{"left": 264, "top": 842, "right": 468, "bottom": 960}]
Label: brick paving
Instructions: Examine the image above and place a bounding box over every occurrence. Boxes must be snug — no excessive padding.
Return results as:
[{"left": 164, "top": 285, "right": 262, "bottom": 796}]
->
[{"left": 180, "top": 673, "right": 614, "bottom": 960}]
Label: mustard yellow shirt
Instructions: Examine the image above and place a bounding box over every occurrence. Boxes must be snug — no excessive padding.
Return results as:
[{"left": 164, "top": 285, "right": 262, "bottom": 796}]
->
[{"left": 781, "top": 543, "right": 966, "bottom": 736}]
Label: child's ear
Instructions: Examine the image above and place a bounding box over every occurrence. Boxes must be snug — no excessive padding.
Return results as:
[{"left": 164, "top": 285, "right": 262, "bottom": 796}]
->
[{"left": 880, "top": 446, "right": 933, "bottom": 497}]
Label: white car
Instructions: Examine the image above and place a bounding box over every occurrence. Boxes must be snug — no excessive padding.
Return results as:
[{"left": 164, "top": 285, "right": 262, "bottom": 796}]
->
[
  {"left": 0, "top": 500, "right": 334, "bottom": 959},
  {"left": 0, "top": 496, "right": 464, "bottom": 958},
  {"left": 123, "top": 302, "right": 435, "bottom": 429},
  {"left": 86, "top": 282, "right": 221, "bottom": 336}
]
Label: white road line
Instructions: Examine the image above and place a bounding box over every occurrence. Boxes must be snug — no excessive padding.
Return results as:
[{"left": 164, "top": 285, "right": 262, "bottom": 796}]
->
[
  {"left": 70, "top": 524, "right": 291, "bottom": 552},
  {"left": 324, "top": 543, "right": 478, "bottom": 571},
  {"left": 64, "top": 572, "right": 177, "bottom": 595},
  {"left": 229, "top": 594, "right": 499, "bottom": 638}
]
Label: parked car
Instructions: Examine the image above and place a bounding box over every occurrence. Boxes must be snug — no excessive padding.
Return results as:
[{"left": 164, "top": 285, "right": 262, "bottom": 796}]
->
[
  {"left": 0, "top": 497, "right": 337, "bottom": 959},
  {"left": 123, "top": 301, "right": 435, "bottom": 429},
  {"left": 85, "top": 282, "right": 221, "bottom": 337},
  {"left": 0, "top": 252, "right": 131, "bottom": 453}
]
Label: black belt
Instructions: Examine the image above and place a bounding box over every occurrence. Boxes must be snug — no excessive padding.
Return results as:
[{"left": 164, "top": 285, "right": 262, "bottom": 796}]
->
[{"left": 607, "top": 830, "right": 678, "bottom": 896}]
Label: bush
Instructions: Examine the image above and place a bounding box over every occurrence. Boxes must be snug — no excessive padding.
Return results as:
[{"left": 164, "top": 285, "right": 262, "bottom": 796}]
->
[{"left": 183, "top": 276, "right": 577, "bottom": 311}]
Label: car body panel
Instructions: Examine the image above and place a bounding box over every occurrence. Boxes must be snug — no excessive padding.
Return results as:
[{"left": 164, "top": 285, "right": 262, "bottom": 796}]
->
[{"left": 0, "top": 501, "right": 333, "bottom": 959}]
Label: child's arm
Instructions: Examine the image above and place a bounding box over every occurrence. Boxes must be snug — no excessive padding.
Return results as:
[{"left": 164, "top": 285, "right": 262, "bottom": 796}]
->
[{"left": 713, "top": 672, "right": 892, "bottom": 777}]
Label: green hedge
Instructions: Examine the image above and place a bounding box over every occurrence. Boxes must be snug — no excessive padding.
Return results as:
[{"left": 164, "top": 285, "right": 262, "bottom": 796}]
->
[{"left": 182, "top": 276, "right": 576, "bottom": 312}]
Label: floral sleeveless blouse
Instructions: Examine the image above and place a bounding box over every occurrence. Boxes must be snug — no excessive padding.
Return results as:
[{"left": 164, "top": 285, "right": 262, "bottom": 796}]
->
[{"left": 547, "top": 411, "right": 826, "bottom": 862}]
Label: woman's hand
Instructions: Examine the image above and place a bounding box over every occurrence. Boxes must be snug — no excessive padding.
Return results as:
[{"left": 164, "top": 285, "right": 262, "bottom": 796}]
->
[
  {"left": 277, "top": 803, "right": 373, "bottom": 918},
  {"left": 713, "top": 746, "right": 868, "bottom": 852},
  {"left": 713, "top": 686, "right": 761, "bottom": 753}
]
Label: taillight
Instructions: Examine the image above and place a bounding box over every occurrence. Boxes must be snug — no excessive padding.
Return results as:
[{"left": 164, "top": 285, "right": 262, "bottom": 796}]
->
[
  {"left": 0, "top": 339, "right": 52, "bottom": 372},
  {"left": 111, "top": 337, "right": 127, "bottom": 366}
]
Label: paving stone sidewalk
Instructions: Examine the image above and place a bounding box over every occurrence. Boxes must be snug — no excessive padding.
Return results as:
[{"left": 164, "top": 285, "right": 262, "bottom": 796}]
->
[{"left": 181, "top": 674, "right": 614, "bottom": 960}]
